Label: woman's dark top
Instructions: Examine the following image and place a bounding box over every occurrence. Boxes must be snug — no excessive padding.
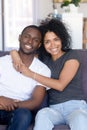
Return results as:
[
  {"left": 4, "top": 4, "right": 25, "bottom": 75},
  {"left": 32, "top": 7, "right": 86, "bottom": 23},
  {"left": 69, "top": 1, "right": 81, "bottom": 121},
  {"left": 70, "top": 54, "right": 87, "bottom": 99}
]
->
[{"left": 43, "top": 50, "right": 84, "bottom": 105}]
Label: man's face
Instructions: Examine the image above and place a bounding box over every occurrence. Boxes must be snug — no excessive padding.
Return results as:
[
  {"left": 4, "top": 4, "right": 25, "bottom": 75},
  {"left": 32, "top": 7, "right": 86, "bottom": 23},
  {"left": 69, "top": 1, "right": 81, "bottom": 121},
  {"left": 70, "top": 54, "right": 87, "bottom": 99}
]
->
[{"left": 19, "top": 27, "right": 41, "bottom": 55}]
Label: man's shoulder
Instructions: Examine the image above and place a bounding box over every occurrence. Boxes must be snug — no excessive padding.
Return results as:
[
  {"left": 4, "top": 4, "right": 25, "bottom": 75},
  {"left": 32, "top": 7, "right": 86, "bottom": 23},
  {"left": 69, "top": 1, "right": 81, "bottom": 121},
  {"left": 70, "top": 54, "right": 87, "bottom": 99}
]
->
[
  {"left": 32, "top": 57, "right": 51, "bottom": 77},
  {"left": 0, "top": 55, "right": 11, "bottom": 61},
  {"left": 0, "top": 55, "right": 12, "bottom": 68},
  {"left": 34, "top": 57, "right": 50, "bottom": 69},
  {"left": 32, "top": 58, "right": 51, "bottom": 83}
]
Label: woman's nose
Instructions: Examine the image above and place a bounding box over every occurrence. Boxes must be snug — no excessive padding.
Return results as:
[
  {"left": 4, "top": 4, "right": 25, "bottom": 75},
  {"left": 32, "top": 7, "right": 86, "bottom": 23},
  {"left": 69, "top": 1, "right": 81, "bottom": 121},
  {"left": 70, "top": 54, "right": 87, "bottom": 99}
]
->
[{"left": 50, "top": 41, "right": 55, "bottom": 47}]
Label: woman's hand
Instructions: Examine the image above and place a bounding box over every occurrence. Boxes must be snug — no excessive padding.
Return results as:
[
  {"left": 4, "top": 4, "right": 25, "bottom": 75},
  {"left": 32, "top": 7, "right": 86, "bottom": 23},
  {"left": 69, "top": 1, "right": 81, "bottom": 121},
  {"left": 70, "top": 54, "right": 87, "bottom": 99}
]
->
[
  {"left": 10, "top": 50, "right": 23, "bottom": 71},
  {"left": 18, "top": 64, "right": 32, "bottom": 77},
  {"left": 13, "top": 60, "right": 24, "bottom": 72},
  {"left": 10, "top": 50, "right": 34, "bottom": 78}
]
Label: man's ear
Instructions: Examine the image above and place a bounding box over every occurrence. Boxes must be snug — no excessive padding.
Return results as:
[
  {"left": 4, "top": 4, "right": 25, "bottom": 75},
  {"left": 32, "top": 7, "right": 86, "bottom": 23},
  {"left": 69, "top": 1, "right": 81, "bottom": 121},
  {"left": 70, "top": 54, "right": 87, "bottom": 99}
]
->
[{"left": 18, "top": 35, "right": 21, "bottom": 41}]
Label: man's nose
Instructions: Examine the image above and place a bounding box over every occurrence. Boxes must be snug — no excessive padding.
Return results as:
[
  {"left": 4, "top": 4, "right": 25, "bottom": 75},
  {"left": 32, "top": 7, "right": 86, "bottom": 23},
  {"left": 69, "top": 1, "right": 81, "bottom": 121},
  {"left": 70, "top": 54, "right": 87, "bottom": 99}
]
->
[{"left": 28, "top": 37, "right": 33, "bottom": 43}]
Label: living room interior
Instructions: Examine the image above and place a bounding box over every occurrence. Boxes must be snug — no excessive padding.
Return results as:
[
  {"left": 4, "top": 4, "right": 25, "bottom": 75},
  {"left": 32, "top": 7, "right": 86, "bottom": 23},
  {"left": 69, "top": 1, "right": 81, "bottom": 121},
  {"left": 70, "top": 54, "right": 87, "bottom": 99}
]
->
[
  {"left": 39, "top": 0, "right": 87, "bottom": 50},
  {"left": 0, "top": 0, "right": 87, "bottom": 51},
  {"left": 0, "top": 1, "right": 87, "bottom": 130}
]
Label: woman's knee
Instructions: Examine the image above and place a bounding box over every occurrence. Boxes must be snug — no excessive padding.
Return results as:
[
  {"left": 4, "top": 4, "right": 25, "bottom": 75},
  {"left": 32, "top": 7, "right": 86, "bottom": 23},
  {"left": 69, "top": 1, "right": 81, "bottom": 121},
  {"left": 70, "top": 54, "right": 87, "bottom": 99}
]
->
[
  {"left": 68, "top": 109, "right": 87, "bottom": 130},
  {"left": 69, "top": 109, "right": 87, "bottom": 122},
  {"left": 75, "top": 109, "right": 87, "bottom": 119},
  {"left": 35, "top": 107, "right": 50, "bottom": 119}
]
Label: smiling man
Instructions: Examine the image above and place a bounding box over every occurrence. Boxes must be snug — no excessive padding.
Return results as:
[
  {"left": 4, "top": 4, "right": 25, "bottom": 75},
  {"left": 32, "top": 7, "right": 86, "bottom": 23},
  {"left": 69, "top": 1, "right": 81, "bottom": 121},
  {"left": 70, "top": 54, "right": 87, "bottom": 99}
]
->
[{"left": 0, "top": 25, "right": 51, "bottom": 130}]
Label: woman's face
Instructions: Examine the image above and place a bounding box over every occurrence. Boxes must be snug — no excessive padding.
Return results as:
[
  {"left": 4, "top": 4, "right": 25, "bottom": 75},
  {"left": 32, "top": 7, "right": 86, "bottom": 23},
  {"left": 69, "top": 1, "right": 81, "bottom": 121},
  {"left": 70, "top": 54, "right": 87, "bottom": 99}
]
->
[{"left": 44, "top": 31, "right": 63, "bottom": 59}]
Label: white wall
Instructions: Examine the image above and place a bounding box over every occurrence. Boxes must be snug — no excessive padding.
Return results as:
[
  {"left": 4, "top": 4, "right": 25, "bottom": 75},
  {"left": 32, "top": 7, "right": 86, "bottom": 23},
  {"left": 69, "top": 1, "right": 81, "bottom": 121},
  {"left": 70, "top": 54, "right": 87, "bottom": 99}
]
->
[
  {"left": 37, "top": 0, "right": 87, "bottom": 20},
  {"left": 79, "top": 3, "right": 87, "bottom": 17},
  {"left": 36, "top": 0, "right": 53, "bottom": 24}
]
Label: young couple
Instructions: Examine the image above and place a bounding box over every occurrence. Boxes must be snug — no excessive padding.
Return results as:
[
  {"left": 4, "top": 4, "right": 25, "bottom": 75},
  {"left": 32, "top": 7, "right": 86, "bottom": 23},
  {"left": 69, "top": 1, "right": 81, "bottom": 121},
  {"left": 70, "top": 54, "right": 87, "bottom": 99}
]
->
[{"left": 11, "top": 19, "right": 87, "bottom": 130}]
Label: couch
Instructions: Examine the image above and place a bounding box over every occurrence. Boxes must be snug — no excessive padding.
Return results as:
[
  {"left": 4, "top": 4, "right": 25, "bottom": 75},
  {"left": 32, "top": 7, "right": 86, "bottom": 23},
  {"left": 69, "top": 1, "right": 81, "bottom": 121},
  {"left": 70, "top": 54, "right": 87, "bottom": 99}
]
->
[{"left": 0, "top": 49, "right": 87, "bottom": 130}]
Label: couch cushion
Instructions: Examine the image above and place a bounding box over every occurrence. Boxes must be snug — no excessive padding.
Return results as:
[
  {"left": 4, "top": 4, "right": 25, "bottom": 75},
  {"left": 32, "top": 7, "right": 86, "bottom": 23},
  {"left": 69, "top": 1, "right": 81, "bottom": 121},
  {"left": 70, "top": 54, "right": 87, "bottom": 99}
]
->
[
  {"left": 0, "top": 125, "right": 6, "bottom": 130},
  {"left": 77, "top": 50, "right": 87, "bottom": 101},
  {"left": 53, "top": 125, "right": 70, "bottom": 130}
]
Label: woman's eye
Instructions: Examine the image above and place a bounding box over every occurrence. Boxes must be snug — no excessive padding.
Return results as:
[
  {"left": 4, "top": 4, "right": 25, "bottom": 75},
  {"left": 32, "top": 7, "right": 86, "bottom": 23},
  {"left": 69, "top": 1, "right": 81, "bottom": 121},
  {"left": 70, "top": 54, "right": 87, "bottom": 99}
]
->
[
  {"left": 44, "top": 41, "right": 50, "bottom": 45},
  {"left": 55, "top": 38, "right": 60, "bottom": 41}
]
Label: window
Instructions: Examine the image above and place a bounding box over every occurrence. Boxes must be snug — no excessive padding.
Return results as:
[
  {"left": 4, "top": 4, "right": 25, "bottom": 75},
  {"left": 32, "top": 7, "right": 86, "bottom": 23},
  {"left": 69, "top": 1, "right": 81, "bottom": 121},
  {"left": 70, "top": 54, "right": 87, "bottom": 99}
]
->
[{"left": 2, "top": 0, "right": 37, "bottom": 50}]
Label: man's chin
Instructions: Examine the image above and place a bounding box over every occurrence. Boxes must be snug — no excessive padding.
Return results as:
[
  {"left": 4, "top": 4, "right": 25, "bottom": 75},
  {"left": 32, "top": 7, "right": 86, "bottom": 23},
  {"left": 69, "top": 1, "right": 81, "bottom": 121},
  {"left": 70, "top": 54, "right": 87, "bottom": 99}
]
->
[
  {"left": 22, "top": 50, "right": 36, "bottom": 55},
  {"left": 19, "top": 48, "right": 37, "bottom": 55},
  {"left": 24, "top": 52, "right": 35, "bottom": 55}
]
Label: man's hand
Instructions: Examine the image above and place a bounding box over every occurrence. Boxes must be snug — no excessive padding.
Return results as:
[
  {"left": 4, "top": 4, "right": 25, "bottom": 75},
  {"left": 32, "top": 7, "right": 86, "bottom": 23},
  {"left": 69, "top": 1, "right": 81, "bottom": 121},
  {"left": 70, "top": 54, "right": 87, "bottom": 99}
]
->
[
  {"left": 0, "top": 96, "right": 18, "bottom": 111},
  {"left": 10, "top": 50, "right": 23, "bottom": 72}
]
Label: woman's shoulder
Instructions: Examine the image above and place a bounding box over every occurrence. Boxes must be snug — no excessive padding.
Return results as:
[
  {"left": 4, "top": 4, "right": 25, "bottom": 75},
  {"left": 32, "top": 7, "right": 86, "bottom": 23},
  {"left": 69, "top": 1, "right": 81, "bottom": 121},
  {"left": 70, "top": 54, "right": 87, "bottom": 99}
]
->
[{"left": 64, "top": 49, "right": 81, "bottom": 62}]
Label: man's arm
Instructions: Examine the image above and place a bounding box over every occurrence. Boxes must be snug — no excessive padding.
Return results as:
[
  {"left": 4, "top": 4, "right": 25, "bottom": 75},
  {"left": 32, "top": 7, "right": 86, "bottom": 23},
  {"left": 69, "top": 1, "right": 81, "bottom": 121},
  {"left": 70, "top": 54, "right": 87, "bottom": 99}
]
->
[
  {"left": 16, "top": 85, "right": 46, "bottom": 110},
  {"left": 0, "top": 86, "right": 46, "bottom": 111},
  {"left": 0, "top": 96, "right": 18, "bottom": 111}
]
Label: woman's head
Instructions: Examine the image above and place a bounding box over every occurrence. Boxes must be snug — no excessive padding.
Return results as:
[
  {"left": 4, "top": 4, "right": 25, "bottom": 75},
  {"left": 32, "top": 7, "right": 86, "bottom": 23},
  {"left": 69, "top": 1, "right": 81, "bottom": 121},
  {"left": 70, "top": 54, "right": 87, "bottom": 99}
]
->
[{"left": 38, "top": 19, "right": 72, "bottom": 61}]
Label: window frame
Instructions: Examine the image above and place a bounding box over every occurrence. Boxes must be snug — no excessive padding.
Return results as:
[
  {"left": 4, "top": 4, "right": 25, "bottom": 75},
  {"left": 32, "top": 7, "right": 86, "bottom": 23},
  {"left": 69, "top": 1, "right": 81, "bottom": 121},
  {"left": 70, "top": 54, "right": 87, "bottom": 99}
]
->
[{"left": 1, "top": 0, "right": 39, "bottom": 51}]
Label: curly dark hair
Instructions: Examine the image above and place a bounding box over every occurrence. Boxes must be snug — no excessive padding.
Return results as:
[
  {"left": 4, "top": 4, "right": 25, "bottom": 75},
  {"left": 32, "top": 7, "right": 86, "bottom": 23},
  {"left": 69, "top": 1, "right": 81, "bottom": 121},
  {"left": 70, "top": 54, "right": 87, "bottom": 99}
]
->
[{"left": 38, "top": 19, "right": 72, "bottom": 61}]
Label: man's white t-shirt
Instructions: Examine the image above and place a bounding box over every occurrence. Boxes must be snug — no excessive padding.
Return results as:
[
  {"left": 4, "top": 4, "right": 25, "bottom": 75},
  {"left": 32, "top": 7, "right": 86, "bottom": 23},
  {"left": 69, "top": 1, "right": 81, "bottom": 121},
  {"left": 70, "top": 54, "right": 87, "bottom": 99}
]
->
[{"left": 0, "top": 55, "right": 51, "bottom": 101}]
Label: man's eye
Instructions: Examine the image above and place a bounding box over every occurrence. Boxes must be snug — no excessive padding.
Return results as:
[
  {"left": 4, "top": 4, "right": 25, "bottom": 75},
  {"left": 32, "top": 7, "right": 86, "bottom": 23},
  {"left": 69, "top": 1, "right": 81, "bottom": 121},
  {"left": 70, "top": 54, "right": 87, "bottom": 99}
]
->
[
  {"left": 33, "top": 39, "right": 39, "bottom": 43},
  {"left": 35, "top": 39, "right": 39, "bottom": 43},
  {"left": 24, "top": 35, "right": 29, "bottom": 38}
]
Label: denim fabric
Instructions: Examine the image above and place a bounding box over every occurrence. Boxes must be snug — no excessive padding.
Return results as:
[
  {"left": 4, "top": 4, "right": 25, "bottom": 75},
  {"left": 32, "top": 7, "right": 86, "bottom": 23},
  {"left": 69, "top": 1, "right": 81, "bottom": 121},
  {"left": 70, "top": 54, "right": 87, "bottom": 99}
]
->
[
  {"left": 0, "top": 108, "right": 32, "bottom": 130},
  {"left": 34, "top": 100, "right": 87, "bottom": 130},
  {"left": 0, "top": 110, "right": 12, "bottom": 125}
]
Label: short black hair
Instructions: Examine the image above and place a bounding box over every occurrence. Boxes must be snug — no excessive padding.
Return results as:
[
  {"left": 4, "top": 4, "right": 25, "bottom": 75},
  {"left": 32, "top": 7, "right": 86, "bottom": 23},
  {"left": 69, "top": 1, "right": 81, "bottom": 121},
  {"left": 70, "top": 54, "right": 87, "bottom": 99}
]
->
[{"left": 21, "top": 25, "right": 41, "bottom": 35}]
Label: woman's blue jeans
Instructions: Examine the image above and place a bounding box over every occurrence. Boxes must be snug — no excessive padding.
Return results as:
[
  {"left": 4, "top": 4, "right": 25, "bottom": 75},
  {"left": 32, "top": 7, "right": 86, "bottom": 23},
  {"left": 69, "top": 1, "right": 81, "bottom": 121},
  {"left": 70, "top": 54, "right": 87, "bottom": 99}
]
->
[
  {"left": 0, "top": 108, "right": 32, "bottom": 130},
  {"left": 34, "top": 100, "right": 87, "bottom": 130}
]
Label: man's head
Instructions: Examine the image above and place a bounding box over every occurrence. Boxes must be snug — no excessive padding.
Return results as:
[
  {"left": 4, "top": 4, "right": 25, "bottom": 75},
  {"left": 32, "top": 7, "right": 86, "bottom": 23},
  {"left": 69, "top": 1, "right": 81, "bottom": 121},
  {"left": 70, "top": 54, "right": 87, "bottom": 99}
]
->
[{"left": 19, "top": 25, "right": 42, "bottom": 55}]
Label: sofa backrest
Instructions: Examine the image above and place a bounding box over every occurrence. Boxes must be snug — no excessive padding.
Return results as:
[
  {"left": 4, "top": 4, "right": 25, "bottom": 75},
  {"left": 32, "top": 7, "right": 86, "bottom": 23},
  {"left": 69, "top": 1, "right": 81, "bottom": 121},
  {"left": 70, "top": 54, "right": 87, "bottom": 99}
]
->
[
  {"left": 77, "top": 49, "right": 87, "bottom": 101},
  {"left": 0, "top": 51, "right": 9, "bottom": 56}
]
